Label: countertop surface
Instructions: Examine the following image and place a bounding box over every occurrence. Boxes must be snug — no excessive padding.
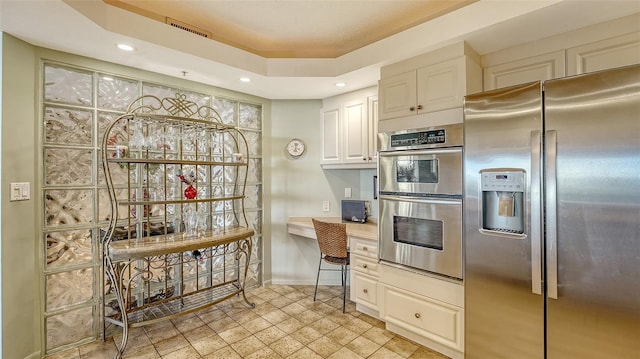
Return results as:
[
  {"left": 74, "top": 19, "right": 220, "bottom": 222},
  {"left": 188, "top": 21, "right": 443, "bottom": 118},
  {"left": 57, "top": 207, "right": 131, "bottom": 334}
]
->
[{"left": 287, "top": 217, "right": 378, "bottom": 241}]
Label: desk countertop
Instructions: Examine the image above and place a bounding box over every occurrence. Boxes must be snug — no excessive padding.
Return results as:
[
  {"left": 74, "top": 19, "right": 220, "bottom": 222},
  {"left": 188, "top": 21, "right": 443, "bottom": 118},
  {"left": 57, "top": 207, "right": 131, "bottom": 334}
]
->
[{"left": 287, "top": 217, "right": 377, "bottom": 241}]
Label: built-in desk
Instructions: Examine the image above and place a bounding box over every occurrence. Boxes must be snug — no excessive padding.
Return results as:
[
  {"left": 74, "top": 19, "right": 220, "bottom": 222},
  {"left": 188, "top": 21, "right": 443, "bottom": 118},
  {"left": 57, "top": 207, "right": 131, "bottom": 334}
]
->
[{"left": 287, "top": 217, "right": 377, "bottom": 241}]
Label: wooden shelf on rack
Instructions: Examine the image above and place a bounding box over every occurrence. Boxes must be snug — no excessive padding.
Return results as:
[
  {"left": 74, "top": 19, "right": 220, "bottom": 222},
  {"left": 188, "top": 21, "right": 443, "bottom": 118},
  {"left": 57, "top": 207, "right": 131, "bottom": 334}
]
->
[
  {"left": 106, "top": 158, "right": 246, "bottom": 166},
  {"left": 108, "top": 226, "right": 254, "bottom": 261},
  {"left": 105, "top": 280, "right": 243, "bottom": 327}
]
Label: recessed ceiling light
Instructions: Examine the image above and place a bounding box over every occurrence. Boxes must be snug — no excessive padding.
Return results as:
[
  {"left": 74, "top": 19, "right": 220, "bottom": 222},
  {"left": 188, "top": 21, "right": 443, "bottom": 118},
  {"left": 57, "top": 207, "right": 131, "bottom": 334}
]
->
[
  {"left": 117, "top": 43, "right": 136, "bottom": 52},
  {"left": 240, "top": 77, "right": 251, "bottom": 83},
  {"left": 335, "top": 82, "right": 346, "bottom": 87}
]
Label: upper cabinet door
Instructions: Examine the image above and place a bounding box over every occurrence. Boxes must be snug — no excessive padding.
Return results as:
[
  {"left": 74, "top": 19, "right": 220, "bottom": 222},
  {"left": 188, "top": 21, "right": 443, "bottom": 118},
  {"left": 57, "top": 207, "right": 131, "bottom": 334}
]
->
[
  {"left": 343, "top": 99, "right": 368, "bottom": 164},
  {"left": 567, "top": 32, "right": 640, "bottom": 76},
  {"left": 320, "top": 108, "right": 340, "bottom": 164},
  {"left": 483, "top": 51, "right": 565, "bottom": 91},
  {"left": 416, "top": 57, "right": 465, "bottom": 113},
  {"left": 378, "top": 71, "right": 416, "bottom": 121}
]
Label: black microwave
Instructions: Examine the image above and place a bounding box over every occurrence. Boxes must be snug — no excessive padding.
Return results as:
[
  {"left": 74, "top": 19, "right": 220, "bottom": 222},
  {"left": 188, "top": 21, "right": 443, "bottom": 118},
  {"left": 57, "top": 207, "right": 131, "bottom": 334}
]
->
[{"left": 341, "top": 200, "right": 369, "bottom": 223}]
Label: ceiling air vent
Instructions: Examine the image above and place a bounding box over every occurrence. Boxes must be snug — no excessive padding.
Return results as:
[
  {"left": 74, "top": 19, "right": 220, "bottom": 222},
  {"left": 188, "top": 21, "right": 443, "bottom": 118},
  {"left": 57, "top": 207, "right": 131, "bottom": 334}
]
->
[{"left": 166, "top": 17, "right": 211, "bottom": 38}]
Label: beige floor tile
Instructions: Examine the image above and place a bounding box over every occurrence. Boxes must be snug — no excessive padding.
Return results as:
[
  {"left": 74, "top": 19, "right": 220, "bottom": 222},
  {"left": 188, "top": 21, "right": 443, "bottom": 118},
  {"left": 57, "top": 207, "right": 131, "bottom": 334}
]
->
[
  {"left": 183, "top": 324, "right": 217, "bottom": 343},
  {"left": 346, "top": 335, "right": 380, "bottom": 357},
  {"left": 308, "top": 317, "right": 341, "bottom": 335},
  {"left": 218, "top": 325, "right": 252, "bottom": 344},
  {"left": 289, "top": 326, "right": 324, "bottom": 345},
  {"left": 308, "top": 335, "right": 341, "bottom": 358},
  {"left": 383, "top": 336, "right": 420, "bottom": 358},
  {"left": 325, "top": 326, "right": 359, "bottom": 346},
  {"left": 160, "top": 345, "right": 201, "bottom": 359},
  {"left": 253, "top": 302, "right": 280, "bottom": 317},
  {"left": 113, "top": 328, "right": 153, "bottom": 353},
  {"left": 245, "top": 346, "right": 283, "bottom": 359},
  {"left": 230, "top": 308, "right": 261, "bottom": 324},
  {"left": 275, "top": 316, "right": 304, "bottom": 334},
  {"left": 280, "top": 301, "right": 307, "bottom": 316},
  {"left": 294, "top": 309, "right": 324, "bottom": 324},
  {"left": 326, "top": 346, "right": 365, "bottom": 359},
  {"left": 190, "top": 333, "right": 227, "bottom": 356},
  {"left": 78, "top": 339, "right": 118, "bottom": 359},
  {"left": 360, "top": 326, "right": 395, "bottom": 346},
  {"left": 283, "top": 290, "right": 308, "bottom": 301},
  {"left": 268, "top": 335, "right": 304, "bottom": 357},
  {"left": 269, "top": 295, "right": 294, "bottom": 309},
  {"left": 242, "top": 316, "right": 273, "bottom": 333},
  {"left": 230, "top": 334, "right": 268, "bottom": 357},
  {"left": 202, "top": 345, "right": 242, "bottom": 359},
  {"left": 368, "top": 347, "right": 404, "bottom": 359},
  {"left": 144, "top": 322, "right": 180, "bottom": 344},
  {"left": 287, "top": 346, "right": 324, "bottom": 359},
  {"left": 254, "top": 326, "right": 288, "bottom": 345},
  {"left": 408, "top": 346, "right": 451, "bottom": 359},
  {"left": 261, "top": 308, "right": 291, "bottom": 325},
  {"left": 121, "top": 345, "right": 160, "bottom": 359},
  {"left": 172, "top": 313, "right": 206, "bottom": 333},
  {"left": 208, "top": 315, "right": 240, "bottom": 334},
  {"left": 269, "top": 285, "right": 296, "bottom": 295},
  {"left": 152, "top": 334, "right": 189, "bottom": 356},
  {"left": 340, "top": 316, "right": 372, "bottom": 335}
]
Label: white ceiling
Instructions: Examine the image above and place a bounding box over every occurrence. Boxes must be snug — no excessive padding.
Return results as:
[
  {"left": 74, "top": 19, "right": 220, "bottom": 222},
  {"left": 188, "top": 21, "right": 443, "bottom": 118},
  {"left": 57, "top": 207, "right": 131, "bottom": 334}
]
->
[{"left": 1, "top": 0, "right": 639, "bottom": 100}]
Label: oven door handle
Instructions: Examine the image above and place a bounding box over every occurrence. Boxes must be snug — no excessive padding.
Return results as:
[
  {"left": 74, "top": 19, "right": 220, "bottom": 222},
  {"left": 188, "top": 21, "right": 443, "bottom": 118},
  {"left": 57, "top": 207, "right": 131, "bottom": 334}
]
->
[{"left": 379, "top": 194, "right": 462, "bottom": 205}]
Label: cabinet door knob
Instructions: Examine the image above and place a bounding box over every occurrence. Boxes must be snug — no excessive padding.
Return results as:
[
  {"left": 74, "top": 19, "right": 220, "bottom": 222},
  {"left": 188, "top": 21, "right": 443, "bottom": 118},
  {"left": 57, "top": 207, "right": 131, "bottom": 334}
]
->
[
  {"left": 363, "top": 247, "right": 368, "bottom": 251},
  {"left": 415, "top": 313, "right": 421, "bottom": 319},
  {"left": 363, "top": 158, "right": 367, "bottom": 161},
  {"left": 417, "top": 105, "right": 423, "bottom": 110},
  {"left": 363, "top": 289, "right": 368, "bottom": 294},
  {"left": 362, "top": 264, "right": 368, "bottom": 269},
  {"left": 409, "top": 106, "right": 415, "bottom": 111}
]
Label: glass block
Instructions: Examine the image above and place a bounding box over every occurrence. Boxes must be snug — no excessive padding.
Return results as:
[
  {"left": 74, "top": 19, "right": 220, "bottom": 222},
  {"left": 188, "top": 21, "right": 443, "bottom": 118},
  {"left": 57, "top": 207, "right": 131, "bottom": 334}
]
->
[
  {"left": 46, "top": 229, "right": 93, "bottom": 269},
  {"left": 46, "top": 268, "right": 94, "bottom": 310},
  {"left": 98, "top": 75, "right": 140, "bottom": 111},
  {"left": 243, "top": 185, "right": 262, "bottom": 209},
  {"left": 44, "top": 65, "right": 92, "bottom": 106},
  {"left": 44, "top": 106, "right": 93, "bottom": 145},
  {"left": 98, "top": 111, "right": 128, "bottom": 147},
  {"left": 245, "top": 263, "right": 260, "bottom": 288},
  {"left": 212, "top": 97, "right": 237, "bottom": 125},
  {"left": 141, "top": 85, "right": 210, "bottom": 117},
  {"left": 46, "top": 306, "right": 94, "bottom": 351},
  {"left": 250, "top": 237, "right": 261, "bottom": 262},
  {"left": 98, "top": 188, "right": 131, "bottom": 222},
  {"left": 45, "top": 189, "right": 93, "bottom": 227},
  {"left": 241, "top": 130, "right": 262, "bottom": 156},
  {"left": 239, "top": 102, "right": 262, "bottom": 130},
  {"left": 44, "top": 148, "right": 93, "bottom": 185},
  {"left": 245, "top": 210, "right": 262, "bottom": 234},
  {"left": 247, "top": 158, "right": 262, "bottom": 183}
]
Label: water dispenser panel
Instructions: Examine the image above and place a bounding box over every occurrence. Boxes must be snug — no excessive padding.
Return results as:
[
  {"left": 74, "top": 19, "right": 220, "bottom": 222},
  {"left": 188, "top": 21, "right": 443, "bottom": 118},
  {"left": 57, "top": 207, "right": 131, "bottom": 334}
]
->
[{"left": 480, "top": 170, "right": 526, "bottom": 235}]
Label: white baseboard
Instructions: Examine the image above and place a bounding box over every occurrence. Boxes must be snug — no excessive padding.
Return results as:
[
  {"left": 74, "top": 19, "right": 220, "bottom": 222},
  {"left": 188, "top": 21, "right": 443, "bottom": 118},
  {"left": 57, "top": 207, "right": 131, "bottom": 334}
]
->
[{"left": 25, "top": 351, "right": 41, "bottom": 359}]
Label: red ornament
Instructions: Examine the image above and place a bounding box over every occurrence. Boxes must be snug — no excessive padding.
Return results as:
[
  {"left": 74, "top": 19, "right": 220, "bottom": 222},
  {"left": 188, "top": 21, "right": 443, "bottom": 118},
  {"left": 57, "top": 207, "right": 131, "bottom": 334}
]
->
[{"left": 184, "top": 185, "right": 197, "bottom": 199}]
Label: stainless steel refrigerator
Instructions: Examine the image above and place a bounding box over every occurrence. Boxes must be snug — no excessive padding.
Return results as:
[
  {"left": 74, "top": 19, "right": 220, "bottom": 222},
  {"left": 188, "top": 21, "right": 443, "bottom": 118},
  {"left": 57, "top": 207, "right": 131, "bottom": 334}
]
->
[{"left": 463, "top": 64, "right": 640, "bottom": 359}]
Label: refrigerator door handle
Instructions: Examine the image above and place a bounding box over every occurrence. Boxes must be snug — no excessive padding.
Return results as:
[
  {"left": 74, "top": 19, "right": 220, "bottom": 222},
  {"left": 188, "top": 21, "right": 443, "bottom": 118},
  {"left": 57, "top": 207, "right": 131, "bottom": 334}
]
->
[
  {"left": 530, "top": 130, "right": 542, "bottom": 295},
  {"left": 546, "top": 130, "right": 559, "bottom": 299}
]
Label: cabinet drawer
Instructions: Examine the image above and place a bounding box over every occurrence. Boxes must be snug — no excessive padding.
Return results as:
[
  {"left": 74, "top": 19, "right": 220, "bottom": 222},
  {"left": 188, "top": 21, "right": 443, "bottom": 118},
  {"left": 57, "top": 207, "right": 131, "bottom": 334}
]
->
[
  {"left": 383, "top": 285, "right": 463, "bottom": 351},
  {"left": 352, "top": 255, "right": 378, "bottom": 277},
  {"left": 353, "top": 271, "right": 378, "bottom": 309},
  {"left": 350, "top": 237, "right": 377, "bottom": 258}
]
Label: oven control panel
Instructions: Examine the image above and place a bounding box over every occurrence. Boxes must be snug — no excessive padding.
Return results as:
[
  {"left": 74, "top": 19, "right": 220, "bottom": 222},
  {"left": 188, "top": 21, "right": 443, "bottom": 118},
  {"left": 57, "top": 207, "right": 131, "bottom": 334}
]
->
[{"left": 390, "top": 129, "right": 446, "bottom": 148}]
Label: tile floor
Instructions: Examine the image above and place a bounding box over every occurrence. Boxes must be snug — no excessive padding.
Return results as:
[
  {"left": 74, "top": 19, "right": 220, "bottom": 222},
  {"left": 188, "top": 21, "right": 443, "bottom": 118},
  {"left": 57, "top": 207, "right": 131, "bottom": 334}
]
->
[{"left": 45, "top": 285, "right": 450, "bottom": 359}]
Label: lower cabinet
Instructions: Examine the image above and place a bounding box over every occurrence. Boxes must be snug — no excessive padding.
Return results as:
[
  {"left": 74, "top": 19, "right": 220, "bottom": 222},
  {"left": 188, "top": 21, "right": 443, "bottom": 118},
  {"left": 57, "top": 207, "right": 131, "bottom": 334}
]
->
[
  {"left": 349, "top": 236, "right": 380, "bottom": 317},
  {"left": 379, "top": 263, "right": 464, "bottom": 359}
]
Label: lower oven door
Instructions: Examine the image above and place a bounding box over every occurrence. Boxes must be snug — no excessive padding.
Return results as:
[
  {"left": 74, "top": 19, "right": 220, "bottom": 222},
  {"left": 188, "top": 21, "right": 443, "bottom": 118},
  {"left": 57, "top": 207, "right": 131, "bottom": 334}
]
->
[{"left": 379, "top": 195, "right": 462, "bottom": 279}]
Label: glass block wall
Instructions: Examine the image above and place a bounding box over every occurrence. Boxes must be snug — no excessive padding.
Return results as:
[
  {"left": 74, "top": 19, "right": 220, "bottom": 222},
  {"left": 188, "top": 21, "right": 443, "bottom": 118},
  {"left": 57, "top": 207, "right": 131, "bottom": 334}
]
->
[{"left": 41, "top": 63, "right": 263, "bottom": 353}]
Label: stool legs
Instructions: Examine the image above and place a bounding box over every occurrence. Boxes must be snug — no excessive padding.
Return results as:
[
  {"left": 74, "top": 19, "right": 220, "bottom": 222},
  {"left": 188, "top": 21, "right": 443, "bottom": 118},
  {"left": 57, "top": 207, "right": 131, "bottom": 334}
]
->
[{"left": 313, "top": 254, "right": 322, "bottom": 301}]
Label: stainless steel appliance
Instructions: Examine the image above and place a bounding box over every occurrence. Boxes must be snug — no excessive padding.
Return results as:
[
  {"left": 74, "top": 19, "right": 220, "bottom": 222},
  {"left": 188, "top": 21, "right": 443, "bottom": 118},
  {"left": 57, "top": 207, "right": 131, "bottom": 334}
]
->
[
  {"left": 464, "top": 65, "right": 640, "bottom": 359},
  {"left": 378, "top": 123, "right": 463, "bottom": 279},
  {"left": 341, "top": 200, "right": 369, "bottom": 223}
]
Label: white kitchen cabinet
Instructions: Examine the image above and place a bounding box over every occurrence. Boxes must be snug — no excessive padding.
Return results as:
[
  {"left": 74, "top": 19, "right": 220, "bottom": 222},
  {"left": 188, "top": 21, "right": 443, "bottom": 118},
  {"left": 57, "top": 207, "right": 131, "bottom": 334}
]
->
[
  {"left": 349, "top": 236, "right": 380, "bottom": 317},
  {"left": 483, "top": 50, "right": 565, "bottom": 91},
  {"left": 379, "top": 55, "right": 482, "bottom": 122},
  {"left": 321, "top": 87, "right": 378, "bottom": 169},
  {"left": 567, "top": 32, "right": 640, "bottom": 75},
  {"left": 379, "top": 263, "right": 464, "bottom": 359}
]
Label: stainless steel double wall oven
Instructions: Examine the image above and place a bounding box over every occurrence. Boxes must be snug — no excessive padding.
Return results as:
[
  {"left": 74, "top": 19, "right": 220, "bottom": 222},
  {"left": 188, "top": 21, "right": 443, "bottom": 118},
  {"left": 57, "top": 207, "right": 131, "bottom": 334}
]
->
[{"left": 378, "top": 123, "right": 463, "bottom": 279}]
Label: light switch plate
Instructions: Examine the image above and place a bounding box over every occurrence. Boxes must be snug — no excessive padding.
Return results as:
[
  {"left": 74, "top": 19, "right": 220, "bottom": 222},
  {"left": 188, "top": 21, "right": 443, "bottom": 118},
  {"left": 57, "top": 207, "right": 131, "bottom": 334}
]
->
[
  {"left": 322, "top": 200, "right": 330, "bottom": 212},
  {"left": 10, "top": 182, "right": 30, "bottom": 201},
  {"left": 344, "top": 187, "right": 352, "bottom": 198}
]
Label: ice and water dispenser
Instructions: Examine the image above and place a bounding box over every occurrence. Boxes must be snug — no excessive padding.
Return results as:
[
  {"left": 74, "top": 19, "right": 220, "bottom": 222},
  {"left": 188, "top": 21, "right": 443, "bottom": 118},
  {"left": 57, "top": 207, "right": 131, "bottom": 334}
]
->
[{"left": 480, "top": 169, "right": 525, "bottom": 234}]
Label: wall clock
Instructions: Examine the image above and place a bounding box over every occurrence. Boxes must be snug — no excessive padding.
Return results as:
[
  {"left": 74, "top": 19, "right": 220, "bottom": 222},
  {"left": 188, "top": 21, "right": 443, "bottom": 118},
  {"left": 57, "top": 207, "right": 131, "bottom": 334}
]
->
[{"left": 286, "top": 138, "right": 306, "bottom": 158}]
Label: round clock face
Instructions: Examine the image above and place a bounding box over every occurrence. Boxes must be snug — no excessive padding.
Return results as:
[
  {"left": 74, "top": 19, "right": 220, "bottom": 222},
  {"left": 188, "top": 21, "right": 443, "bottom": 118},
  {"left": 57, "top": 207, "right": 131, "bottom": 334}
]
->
[{"left": 286, "top": 138, "right": 305, "bottom": 157}]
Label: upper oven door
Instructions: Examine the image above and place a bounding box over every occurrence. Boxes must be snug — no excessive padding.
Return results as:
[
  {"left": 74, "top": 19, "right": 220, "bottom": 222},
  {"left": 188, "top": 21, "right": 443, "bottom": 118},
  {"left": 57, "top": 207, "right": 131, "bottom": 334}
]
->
[{"left": 379, "top": 148, "right": 462, "bottom": 196}]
